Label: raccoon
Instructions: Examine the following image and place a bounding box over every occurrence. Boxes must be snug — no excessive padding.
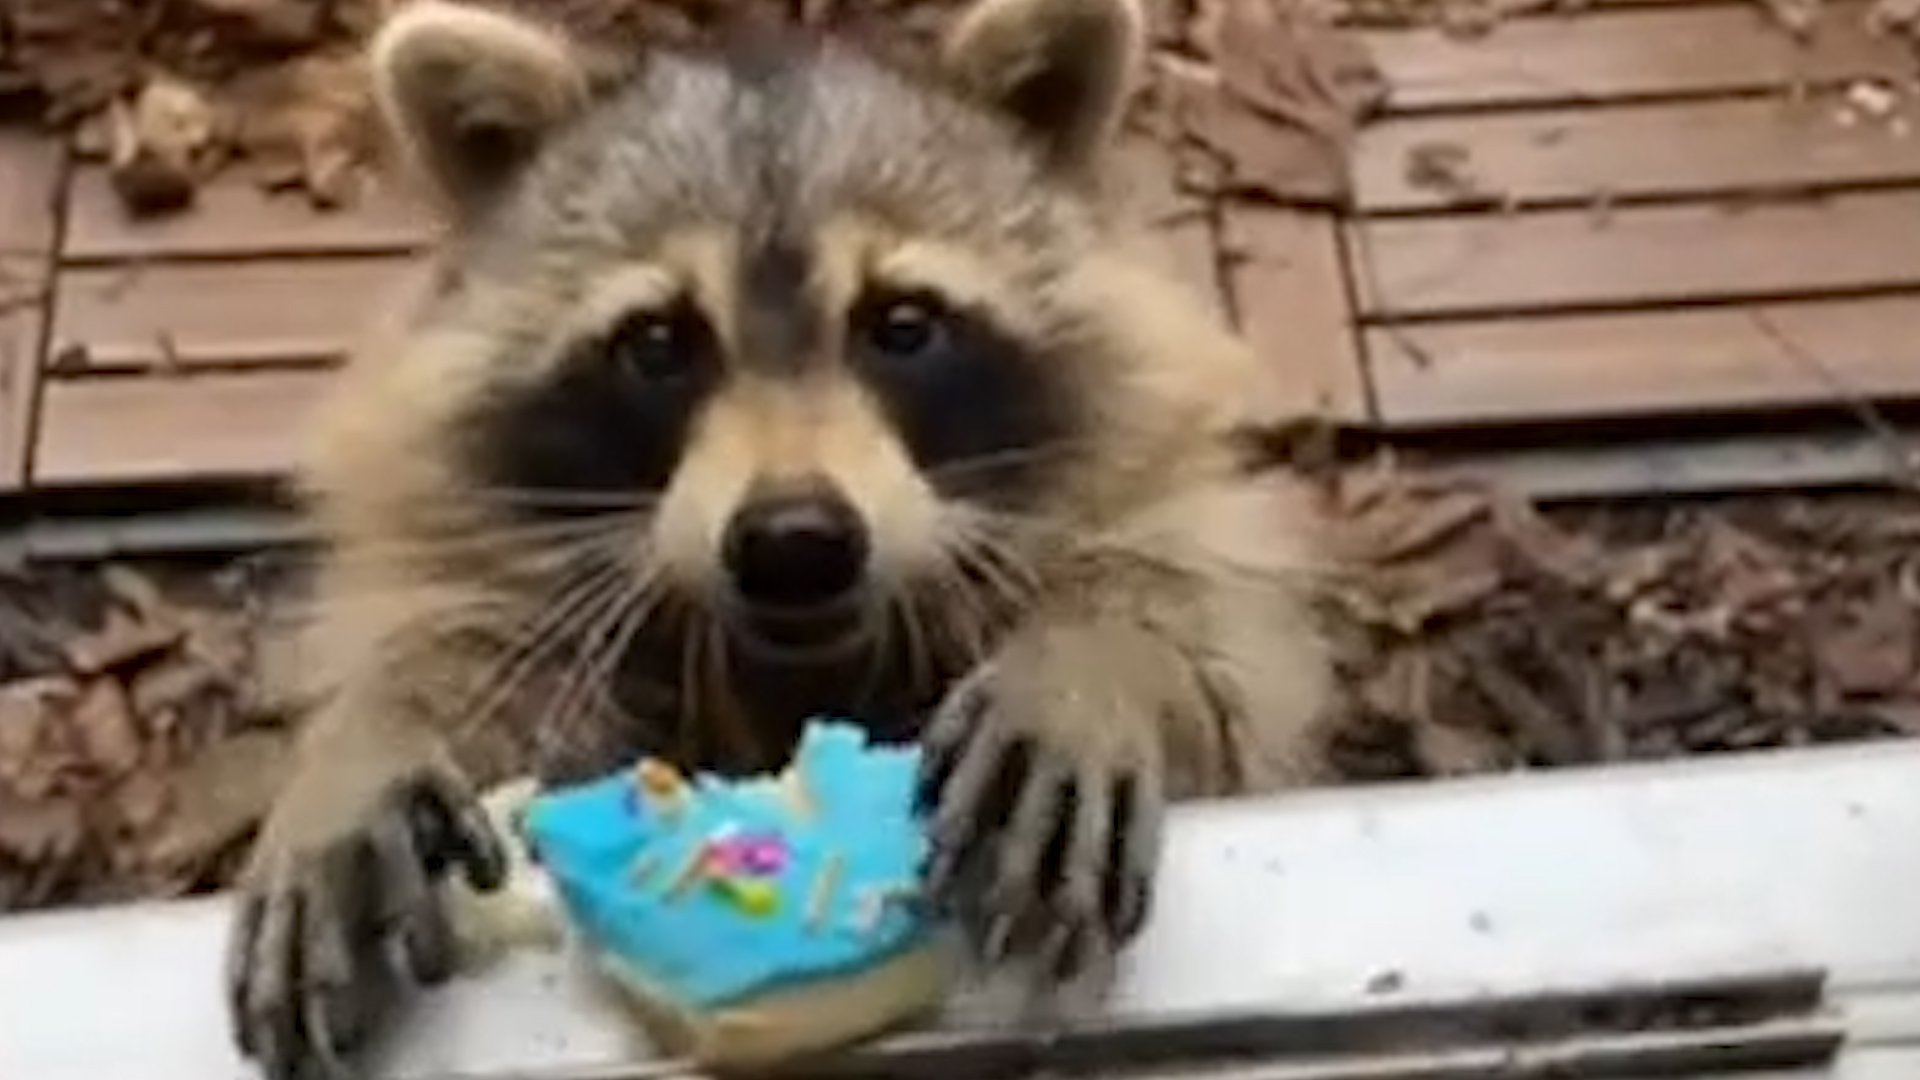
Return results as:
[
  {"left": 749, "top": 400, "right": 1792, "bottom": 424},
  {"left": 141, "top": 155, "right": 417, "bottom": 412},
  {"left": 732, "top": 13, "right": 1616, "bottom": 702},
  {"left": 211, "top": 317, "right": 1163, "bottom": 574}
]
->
[{"left": 225, "top": 0, "right": 1335, "bottom": 1074}]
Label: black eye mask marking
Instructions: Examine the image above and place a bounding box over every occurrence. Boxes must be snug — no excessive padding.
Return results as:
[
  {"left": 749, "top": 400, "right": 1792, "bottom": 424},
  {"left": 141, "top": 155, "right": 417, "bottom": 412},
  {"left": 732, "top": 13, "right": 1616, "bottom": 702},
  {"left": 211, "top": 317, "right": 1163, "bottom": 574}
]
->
[
  {"left": 461, "top": 297, "right": 722, "bottom": 519},
  {"left": 849, "top": 288, "right": 1085, "bottom": 506}
]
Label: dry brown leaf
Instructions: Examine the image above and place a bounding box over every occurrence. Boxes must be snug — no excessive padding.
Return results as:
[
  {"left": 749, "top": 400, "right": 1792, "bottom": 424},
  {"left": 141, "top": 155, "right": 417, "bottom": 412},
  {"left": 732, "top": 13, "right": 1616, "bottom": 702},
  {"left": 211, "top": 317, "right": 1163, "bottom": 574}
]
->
[
  {"left": 1696, "top": 519, "right": 1798, "bottom": 608},
  {"left": 1491, "top": 494, "right": 1609, "bottom": 591},
  {"left": 147, "top": 731, "right": 294, "bottom": 871},
  {"left": 186, "top": 0, "right": 326, "bottom": 44},
  {"left": 128, "top": 657, "right": 222, "bottom": 719},
  {"left": 70, "top": 677, "right": 142, "bottom": 777},
  {"left": 1412, "top": 716, "right": 1513, "bottom": 776},
  {"left": 0, "top": 675, "right": 68, "bottom": 736},
  {"left": 1460, "top": 643, "right": 1590, "bottom": 765},
  {"left": 1333, "top": 460, "right": 1405, "bottom": 517},
  {"left": 1355, "top": 485, "right": 1490, "bottom": 564},
  {"left": 101, "top": 564, "right": 175, "bottom": 628},
  {"left": 1354, "top": 646, "right": 1423, "bottom": 718},
  {"left": 0, "top": 793, "right": 85, "bottom": 863},
  {"left": 1328, "top": 469, "right": 1511, "bottom": 633},
  {"left": 111, "top": 771, "right": 175, "bottom": 836},
  {"left": 1603, "top": 544, "right": 1684, "bottom": 605},
  {"left": 0, "top": 677, "right": 78, "bottom": 800},
  {"left": 63, "top": 610, "right": 183, "bottom": 676},
  {"left": 1373, "top": 555, "right": 1505, "bottom": 633},
  {"left": 228, "top": 50, "right": 377, "bottom": 207},
  {"left": 1179, "top": 0, "right": 1386, "bottom": 203},
  {"left": 1814, "top": 591, "right": 1917, "bottom": 697},
  {"left": 1873, "top": 699, "right": 1920, "bottom": 736},
  {"left": 184, "top": 609, "right": 253, "bottom": 682}
]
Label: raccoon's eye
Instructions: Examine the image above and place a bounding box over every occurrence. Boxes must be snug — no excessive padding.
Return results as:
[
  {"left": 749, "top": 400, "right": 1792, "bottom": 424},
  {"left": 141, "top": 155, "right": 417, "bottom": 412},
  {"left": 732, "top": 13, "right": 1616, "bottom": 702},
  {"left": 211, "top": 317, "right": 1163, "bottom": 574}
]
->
[
  {"left": 608, "top": 306, "right": 704, "bottom": 383},
  {"left": 860, "top": 296, "right": 951, "bottom": 363}
]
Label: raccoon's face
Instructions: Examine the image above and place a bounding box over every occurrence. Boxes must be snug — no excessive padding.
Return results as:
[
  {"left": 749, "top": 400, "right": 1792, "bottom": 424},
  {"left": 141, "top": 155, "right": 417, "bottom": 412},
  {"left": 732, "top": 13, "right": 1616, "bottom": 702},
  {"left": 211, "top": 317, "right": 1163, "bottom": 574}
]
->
[{"left": 367, "top": 0, "right": 1150, "bottom": 659}]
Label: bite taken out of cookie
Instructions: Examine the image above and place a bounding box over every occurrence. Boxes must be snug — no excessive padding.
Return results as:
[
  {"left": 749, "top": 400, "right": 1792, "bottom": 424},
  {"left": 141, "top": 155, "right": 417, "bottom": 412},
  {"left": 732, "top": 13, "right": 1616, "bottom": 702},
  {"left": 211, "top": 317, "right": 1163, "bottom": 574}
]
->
[{"left": 515, "top": 720, "right": 960, "bottom": 1069}]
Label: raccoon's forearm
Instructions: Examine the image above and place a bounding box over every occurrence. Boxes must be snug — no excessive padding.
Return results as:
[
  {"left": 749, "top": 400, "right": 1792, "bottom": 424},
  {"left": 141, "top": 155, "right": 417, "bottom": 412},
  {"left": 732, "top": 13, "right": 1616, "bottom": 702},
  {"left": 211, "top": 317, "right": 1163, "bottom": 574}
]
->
[
  {"left": 257, "top": 575, "right": 508, "bottom": 847},
  {"left": 1022, "top": 481, "right": 1335, "bottom": 796},
  {"left": 249, "top": 654, "right": 468, "bottom": 858}
]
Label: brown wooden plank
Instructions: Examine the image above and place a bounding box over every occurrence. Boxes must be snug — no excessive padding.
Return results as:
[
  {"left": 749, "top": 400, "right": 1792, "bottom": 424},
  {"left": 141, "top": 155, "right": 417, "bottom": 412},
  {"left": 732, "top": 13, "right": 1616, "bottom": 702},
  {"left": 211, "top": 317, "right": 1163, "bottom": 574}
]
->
[
  {"left": 1219, "top": 203, "right": 1372, "bottom": 423},
  {"left": 34, "top": 368, "right": 332, "bottom": 487},
  {"left": 1366, "top": 295, "right": 1920, "bottom": 427},
  {"left": 1357, "top": 95, "right": 1920, "bottom": 212},
  {"left": 1364, "top": 2, "right": 1909, "bottom": 112},
  {"left": 49, "top": 256, "right": 422, "bottom": 371},
  {"left": 1350, "top": 188, "right": 1920, "bottom": 317},
  {"left": 0, "top": 135, "right": 64, "bottom": 491},
  {"left": 64, "top": 167, "right": 436, "bottom": 263}
]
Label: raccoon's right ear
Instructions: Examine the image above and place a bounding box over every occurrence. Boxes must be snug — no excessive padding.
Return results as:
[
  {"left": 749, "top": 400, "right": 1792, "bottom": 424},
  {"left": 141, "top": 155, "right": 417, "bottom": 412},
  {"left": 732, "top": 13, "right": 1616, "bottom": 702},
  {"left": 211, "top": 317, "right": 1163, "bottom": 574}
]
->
[
  {"left": 940, "top": 0, "right": 1145, "bottom": 173},
  {"left": 369, "top": 1, "right": 590, "bottom": 215}
]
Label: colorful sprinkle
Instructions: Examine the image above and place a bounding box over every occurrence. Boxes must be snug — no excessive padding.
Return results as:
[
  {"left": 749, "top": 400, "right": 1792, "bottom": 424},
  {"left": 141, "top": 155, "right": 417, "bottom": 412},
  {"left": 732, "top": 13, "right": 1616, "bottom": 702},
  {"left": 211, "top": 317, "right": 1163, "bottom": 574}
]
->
[
  {"left": 635, "top": 758, "right": 687, "bottom": 799},
  {"left": 664, "top": 846, "right": 709, "bottom": 902},
  {"left": 807, "top": 853, "right": 844, "bottom": 933},
  {"left": 627, "top": 852, "right": 660, "bottom": 887},
  {"left": 704, "top": 830, "right": 789, "bottom": 877},
  {"left": 709, "top": 875, "right": 780, "bottom": 917},
  {"left": 850, "top": 887, "right": 885, "bottom": 936}
]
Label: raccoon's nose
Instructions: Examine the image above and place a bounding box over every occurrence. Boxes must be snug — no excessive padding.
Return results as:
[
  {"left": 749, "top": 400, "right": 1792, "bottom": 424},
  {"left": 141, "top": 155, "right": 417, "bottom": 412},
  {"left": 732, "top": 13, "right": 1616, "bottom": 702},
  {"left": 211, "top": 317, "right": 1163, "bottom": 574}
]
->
[{"left": 722, "top": 485, "right": 870, "bottom": 608}]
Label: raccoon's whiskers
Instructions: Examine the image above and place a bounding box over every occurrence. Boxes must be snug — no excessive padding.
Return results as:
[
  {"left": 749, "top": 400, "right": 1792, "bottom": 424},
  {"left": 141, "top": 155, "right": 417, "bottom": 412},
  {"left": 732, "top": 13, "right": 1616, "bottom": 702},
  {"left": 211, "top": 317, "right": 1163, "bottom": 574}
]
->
[
  {"left": 922, "top": 547, "right": 996, "bottom": 664},
  {"left": 314, "top": 522, "right": 634, "bottom": 701},
  {"left": 529, "top": 585, "right": 628, "bottom": 763},
  {"left": 445, "top": 549, "right": 634, "bottom": 751},
  {"left": 701, "top": 607, "right": 764, "bottom": 764},
  {"left": 525, "top": 577, "right": 645, "bottom": 776},
  {"left": 674, "top": 600, "right": 708, "bottom": 764},
  {"left": 943, "top": 514, "right": 1040, "bottom": 617},
  {"left": 848, "top": 600, "right": 889, "bottom": 710},
  {"left": 958, "top": 532, "right": 1040, "bottom": 612},
  {"left": 884, "top": 586, "right": 934, "bottom": 701},
  {"left": 666, "top": 600, "right": 756, "bottom": 767},
  {"left": 331, "top": 508, "right": 653, "bottom": 570},
  {"left": 964, "top": 503, "right": 1339, "bottom": 587},
  {"left": 539, "top": 563, "right": 665, "bottom": 765},
  {"left": 922, "top": 439, "right": 1093, "bottom": 488}
]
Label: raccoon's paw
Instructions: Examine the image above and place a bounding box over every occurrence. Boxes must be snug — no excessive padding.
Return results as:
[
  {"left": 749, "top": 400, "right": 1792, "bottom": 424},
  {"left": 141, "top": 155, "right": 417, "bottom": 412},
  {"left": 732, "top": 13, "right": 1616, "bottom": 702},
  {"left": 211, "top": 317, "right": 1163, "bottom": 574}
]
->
[
  {"left": 227, "top": 770, "right": 507, "bottom": 1080},
  {"left": 915, "top": 646, "right": 1166, "bottom": 983}
]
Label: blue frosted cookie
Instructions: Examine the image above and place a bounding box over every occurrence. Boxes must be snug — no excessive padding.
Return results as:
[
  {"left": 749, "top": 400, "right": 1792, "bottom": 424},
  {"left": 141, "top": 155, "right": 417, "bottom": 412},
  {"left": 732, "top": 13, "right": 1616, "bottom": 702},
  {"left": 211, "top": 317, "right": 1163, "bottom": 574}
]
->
[{"left": 518, "top": 720, "right": 955, "bottom": 1066}]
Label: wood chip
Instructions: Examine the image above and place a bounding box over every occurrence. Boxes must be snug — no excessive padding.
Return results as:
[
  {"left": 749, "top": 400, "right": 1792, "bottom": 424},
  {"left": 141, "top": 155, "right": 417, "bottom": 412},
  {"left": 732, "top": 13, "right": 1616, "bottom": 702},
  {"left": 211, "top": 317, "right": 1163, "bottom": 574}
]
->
[
  {"left": 128, "top": 657, "right": 222, "bottom": 719},
  {"left": 70, "top": 677, "right": 142, "bottom": 777},
  {"left": 145, "top": 730, "right": 291, "bottom": 870},
  {"left": 1328, "top": 469, "right": 1918, "bottom": 778},
  {"left": 63, "top": 612, "right": 182, "bottom": 676},
  {"left": 0, "top": 793, "right": 85, "bottom": 863},
  {"left": 1814, "top": 590, "right": 1916, "bottom": 696}
]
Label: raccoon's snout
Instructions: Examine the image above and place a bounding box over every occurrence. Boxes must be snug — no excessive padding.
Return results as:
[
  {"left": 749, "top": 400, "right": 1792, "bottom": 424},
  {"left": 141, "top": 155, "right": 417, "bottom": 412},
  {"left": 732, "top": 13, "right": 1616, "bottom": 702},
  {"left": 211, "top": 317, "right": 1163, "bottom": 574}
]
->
[{"left": 721, "top": 482, "right": 870, "bottom": 609}]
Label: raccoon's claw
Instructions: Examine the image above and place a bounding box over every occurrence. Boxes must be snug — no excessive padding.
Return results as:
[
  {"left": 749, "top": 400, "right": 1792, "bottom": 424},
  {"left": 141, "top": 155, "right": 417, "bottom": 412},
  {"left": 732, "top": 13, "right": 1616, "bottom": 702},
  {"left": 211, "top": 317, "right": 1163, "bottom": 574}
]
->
[
  {"left": 916, "top": 660, "right": 1164, "bottom": 983},
  {"left": 227, "top": 772, "right": 507, "bottom": 1080}
]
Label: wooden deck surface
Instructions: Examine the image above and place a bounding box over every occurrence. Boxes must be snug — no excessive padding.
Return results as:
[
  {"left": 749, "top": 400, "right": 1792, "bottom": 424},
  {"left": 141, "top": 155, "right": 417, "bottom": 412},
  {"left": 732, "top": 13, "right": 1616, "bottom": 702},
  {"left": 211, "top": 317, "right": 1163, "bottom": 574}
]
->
[
  {"left": 1350, "top": 0, "right": 1920, "bottom": 435},
  {"left": 8, "top": 0, "right": 1920, "bottom": 496}
]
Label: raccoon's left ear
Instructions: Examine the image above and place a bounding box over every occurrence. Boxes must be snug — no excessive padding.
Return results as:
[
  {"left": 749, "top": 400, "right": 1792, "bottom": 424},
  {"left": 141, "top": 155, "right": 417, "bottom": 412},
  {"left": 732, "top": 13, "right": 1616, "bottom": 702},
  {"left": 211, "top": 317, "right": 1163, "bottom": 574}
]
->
[
  {"left": 369, "top": 0, "right": 591, "bottom": 215},
  {"left": 940, "top": 0, "right": 1145, "bottom": 172}
]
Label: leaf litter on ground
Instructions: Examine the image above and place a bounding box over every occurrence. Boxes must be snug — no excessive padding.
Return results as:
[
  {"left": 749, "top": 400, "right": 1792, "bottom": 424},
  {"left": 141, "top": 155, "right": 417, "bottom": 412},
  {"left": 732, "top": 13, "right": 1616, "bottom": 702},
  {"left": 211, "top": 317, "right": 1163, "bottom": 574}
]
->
[{"left": 4, "top": 472, "right": 1915, "bottom": 910}]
